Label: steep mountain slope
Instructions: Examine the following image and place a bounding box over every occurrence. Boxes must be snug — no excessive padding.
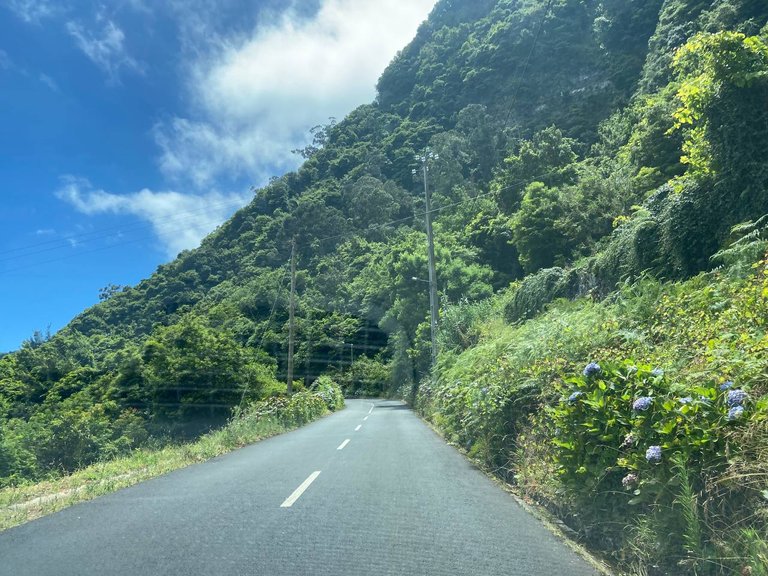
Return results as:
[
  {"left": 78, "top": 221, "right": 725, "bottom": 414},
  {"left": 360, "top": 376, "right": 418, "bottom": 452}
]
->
[{"left": 1, "top": 0, "right": 767, "bottom": 520}]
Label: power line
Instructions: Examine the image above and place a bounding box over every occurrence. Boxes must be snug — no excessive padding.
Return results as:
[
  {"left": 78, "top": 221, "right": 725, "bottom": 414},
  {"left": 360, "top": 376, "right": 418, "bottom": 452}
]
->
[
  {"left": 308, "top": 167, "right": 563, "bottom": 248},
  {"left": 1, "top": 235, "right": 151, "bottom": 275},
  {"left": 502, "top": 0, "right": 556, "bottom": 128},
  {"left": 0, "top": 195, "right": 250, "bottom": 267},
  {"left": 3, "top": 182, "right": 476, "bottom": 276}
]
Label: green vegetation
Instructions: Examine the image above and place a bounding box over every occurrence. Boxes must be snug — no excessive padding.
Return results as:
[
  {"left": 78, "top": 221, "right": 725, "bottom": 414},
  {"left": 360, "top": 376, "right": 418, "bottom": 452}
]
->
[
  {"left": 418, "top": 254, "right": 768, "bottom": 574},
  {"left": 0, "top": 381, "right": 343, "bottom": 531},
  {"left": 2, "top": 1, "right": 768, "bottom": 572}
]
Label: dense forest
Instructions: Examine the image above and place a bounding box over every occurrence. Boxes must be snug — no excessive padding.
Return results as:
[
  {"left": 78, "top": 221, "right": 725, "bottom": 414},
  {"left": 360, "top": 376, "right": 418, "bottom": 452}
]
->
[{"left": 2, "top": 0, "right": 768, "bottom": 572}]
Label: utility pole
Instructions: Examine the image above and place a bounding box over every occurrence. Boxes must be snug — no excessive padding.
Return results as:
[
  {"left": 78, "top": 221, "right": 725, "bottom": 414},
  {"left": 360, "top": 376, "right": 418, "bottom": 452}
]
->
[
  {"left": 286, "top": 237, "right": 297, "bottom": 395},
  {"left": 413, "top": 148, "right": 439, "bottom": 372},
  {"left": 304, "top": 311, "right": 313, "bottom": 388}
]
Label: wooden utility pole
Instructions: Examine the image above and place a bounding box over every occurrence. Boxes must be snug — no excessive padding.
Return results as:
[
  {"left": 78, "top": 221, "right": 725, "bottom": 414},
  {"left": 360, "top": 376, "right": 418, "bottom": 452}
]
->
[{"left": 286, "top": 238, "right": 297, "bottom": 395}]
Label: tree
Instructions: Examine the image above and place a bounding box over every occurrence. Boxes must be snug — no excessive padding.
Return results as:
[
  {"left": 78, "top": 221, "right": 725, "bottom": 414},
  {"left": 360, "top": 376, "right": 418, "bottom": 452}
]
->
[
  {"left": 511, "top": 182, "right": 572, "bottom": 273},
  {"left": 673, "top": 31, "right": 768, "bottom": 191},
  {"left": 291, "top": 118, "right": 337, "bottom": 159},
  {"left": 344, "top": 176, "right": 403, "bottom": 231},
  {"left": 142, "top": 315, "right": 273, "bottom": 433},
  {"left": 492, "top": 126, "right": 579, "bottom": 213},
  {"left": 98, "top": 284, "right": 125, "bottom": 301}
]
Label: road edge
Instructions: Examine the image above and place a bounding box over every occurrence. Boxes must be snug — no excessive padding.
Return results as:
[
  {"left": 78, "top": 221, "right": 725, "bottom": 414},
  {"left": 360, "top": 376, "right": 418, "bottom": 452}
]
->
[
  {"left": 0, "top": 404, "right": 344, "bottom": 533},
  {"left": 413, "top": 406, "right": 616, "bottom": 576}
]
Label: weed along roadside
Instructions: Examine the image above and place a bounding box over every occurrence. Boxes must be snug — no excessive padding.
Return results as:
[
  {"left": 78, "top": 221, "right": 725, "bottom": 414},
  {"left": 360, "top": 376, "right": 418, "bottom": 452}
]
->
[
  {"left": 415, "top": 256, "right": 768, "bottom": 575},
  {"left": 0, "top": 381, "right": 344, "bottom": 532}
]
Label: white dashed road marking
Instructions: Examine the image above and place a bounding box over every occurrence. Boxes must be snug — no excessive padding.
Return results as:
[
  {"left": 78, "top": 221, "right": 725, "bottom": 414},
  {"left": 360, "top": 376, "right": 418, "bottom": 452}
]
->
[
  {"left": 280, "top": 471, "right": 321, "bottom": 508},
  {"left": 337, "top": 439, "right": 350, "bottom": 451}
]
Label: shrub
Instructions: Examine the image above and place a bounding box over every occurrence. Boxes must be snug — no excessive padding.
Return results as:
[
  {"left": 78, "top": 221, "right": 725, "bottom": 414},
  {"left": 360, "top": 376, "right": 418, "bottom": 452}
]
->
[
  {"left": 237, "top": 379, "right": 344, "bottom": 431},
  {"left": 339, "top": 356, "right": 391, "bottom": 398},
  {"left": 548, "top": 360, "right": 765, "bottom": 569},
  {"left": 503, "top": 267, "right": 567, "bottom": 322},
  {"left": 311, "top": 376, "right": 345, "bottom": 411},
  {"left": 438, "top": 296, "right": 496, "bottom": 353}
]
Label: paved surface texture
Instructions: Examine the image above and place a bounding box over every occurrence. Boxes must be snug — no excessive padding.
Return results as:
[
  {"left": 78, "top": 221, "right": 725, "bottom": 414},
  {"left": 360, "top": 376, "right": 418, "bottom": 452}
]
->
[{"left": 0, "top": 399, "right": 601, "bottom": 575}]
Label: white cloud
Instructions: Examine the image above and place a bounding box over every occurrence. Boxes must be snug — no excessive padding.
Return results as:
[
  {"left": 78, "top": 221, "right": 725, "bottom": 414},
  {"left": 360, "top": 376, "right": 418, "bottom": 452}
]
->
[
  {"left": 3, "top": 0, "right": 59, "bottom": 23},
  {"left": 66, "top": 19, "right": 142, "bottom": 83},
  {"left": 152, "top": 117, "right": 290, "bottom": 191},
  {"left": 53, "top": 1, "right": 435, "bottom": 254},
  {"left": 156, "top": 0, "right": 436, "bottom": 189},
  {"left": 56, "top": 176, "right": 251, "bottom": 256},
  {"left": 38, "top": 72, "right": 59, "bottom": 91},
  {"left": 123, "top": 0, "right": 152, "bottom": 15}
]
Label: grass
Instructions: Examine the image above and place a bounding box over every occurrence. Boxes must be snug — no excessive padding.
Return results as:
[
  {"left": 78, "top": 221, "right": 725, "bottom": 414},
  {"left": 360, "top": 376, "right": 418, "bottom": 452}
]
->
[
  {"left": 419, "top": 256, "right": 768, "bottom": 574},
  {"left": 0, "top": 407, "right": 329, "bottom": 532}
]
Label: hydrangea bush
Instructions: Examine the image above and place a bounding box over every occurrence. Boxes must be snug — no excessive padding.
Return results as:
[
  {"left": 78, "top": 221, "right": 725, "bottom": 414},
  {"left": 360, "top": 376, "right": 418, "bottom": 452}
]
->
[{"left": 547, "top": 360, "right": 758, "bottom": 564}]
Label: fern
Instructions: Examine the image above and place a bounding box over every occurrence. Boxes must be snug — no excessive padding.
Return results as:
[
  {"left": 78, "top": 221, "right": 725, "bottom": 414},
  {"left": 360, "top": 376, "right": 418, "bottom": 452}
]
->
[{"left": 711, "top": 214, "right": 768, "bottom": 275}]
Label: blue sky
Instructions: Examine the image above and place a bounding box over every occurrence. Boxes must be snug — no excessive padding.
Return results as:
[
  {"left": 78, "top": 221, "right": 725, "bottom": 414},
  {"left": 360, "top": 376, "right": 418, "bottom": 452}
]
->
[{"left": 0, "top": 0, "right": 436, "bottom": 353}]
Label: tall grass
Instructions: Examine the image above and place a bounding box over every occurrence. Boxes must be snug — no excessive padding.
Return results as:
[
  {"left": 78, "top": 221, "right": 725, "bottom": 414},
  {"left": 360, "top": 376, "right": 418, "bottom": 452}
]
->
[
  {"left": 0, "top": 385, "right": 343, "bottom": 532},
  {"left": 418, "top": 253, "right": 768, "bottom": 574}
]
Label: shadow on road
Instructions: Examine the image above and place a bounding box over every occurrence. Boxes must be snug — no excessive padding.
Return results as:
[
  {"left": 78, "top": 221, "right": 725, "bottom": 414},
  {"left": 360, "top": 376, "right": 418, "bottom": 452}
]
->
[{"left": 373, "top": 402, "right": 411, "bottom": 411}]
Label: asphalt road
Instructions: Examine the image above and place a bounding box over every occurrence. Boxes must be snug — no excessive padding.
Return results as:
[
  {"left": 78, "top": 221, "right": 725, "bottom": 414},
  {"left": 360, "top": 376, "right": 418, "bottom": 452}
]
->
[{"left": 0, "top": 399, "right": 602, "bottom": 576}]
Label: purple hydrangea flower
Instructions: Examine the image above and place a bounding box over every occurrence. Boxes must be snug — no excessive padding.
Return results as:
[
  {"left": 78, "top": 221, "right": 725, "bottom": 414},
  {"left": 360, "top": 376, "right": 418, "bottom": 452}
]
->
[
  {"left": 633, "top": 397, "right": 653, "bottom": 411},
  {"left": 646, "top": 445, "right": 662, "bottom": 463},
  {"left": 727, "top": 406, "right": 745, "bottom": 421},
  {"left": 583, "top": 362, "right": 601, "bottom": 377},
  {"left": 719, "top": 381, "right": 734, "bottom": 391},
  {"left": 651, "top": 368, "right": 664, "bottom": 377},
  {"left": 568, "top": 391, "right": 584, "bottom": 404},
  {"left": 726, "top": 389, "right": 748, "bottom": 407},
  {"left": 621, "top": 473, "right": 639, "bottom": 489}
]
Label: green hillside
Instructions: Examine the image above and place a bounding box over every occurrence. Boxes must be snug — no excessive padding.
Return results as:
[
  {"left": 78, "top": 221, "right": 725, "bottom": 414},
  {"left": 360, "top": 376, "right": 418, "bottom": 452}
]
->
[{"left": 2, "top": 0, "right": 768, "bottom": 572}]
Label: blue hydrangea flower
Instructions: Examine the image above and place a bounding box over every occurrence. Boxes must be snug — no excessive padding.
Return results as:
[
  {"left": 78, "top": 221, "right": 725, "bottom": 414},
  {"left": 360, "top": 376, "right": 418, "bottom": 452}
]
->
[
  {"left": 679, "top": 396, "right": 693, "bottom": 405},
  {"left": 651, "top": 368, "right": 664, "bottom": 377},
  {"left": 568, "top": 391, "right": 584, "bottom": 404},
  {"left": 583, "top": 362, "right": 601, "bottom": 377},
  {"left": 728, "top": 406, "right": 745, "bottom": 421},
  {"left": 646, "top": 445, "right": 662, "bottom": 463},
  {"left": 633, "top": 397, "right": 653, "bottom": 411},
  {"left": 481, "top": 387, "right": 489, "bottom": 395},
  {"left": 719, "top": 381, "right": 734, "bottom": 391},
  {"left": 726, "top": 389, "right": 748, "bottom": 407}
]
